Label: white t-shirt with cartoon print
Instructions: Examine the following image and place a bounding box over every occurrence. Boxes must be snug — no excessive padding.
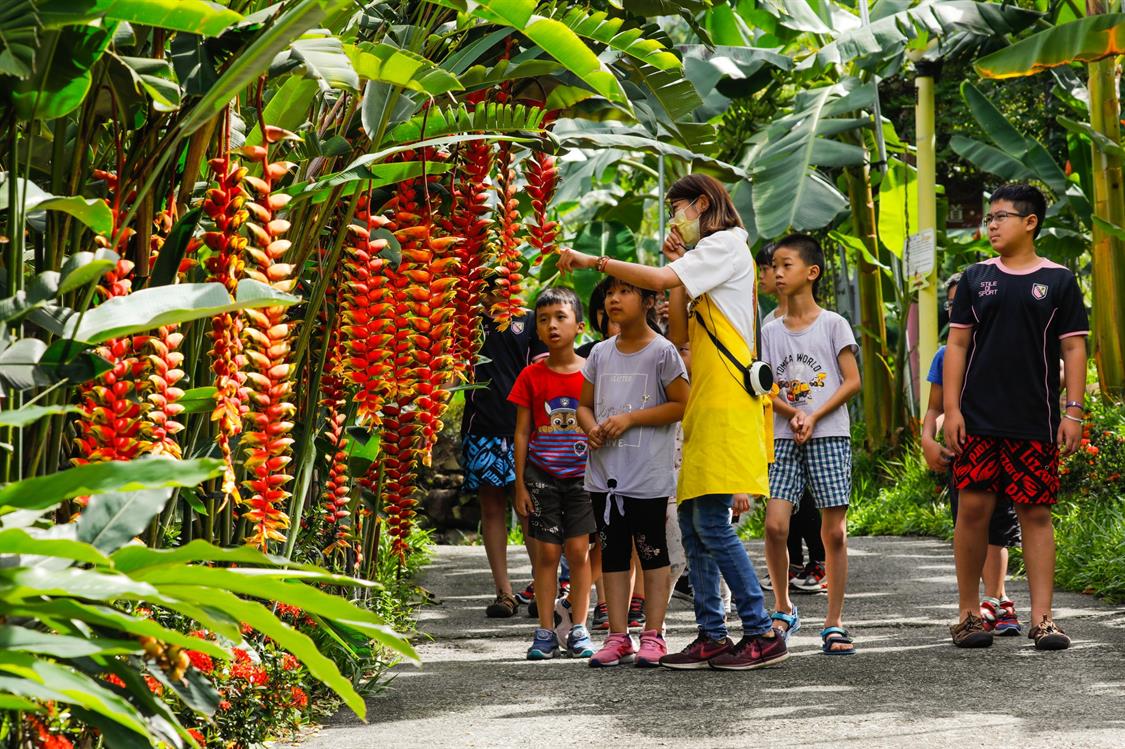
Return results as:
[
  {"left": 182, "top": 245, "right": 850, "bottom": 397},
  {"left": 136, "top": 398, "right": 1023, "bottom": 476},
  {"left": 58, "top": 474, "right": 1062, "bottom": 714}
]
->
[{"left": 761, "top": 310, "right": 858, "bottom": 440}]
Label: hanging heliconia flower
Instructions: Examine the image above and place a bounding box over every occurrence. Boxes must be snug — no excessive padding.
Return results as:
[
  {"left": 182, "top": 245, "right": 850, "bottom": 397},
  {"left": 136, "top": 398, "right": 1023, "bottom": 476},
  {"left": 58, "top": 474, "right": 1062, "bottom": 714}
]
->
[
  {"left": 201, "top": 150, "right": 250, "bottom": 503},
  {"left": 340, "top": 195, "right": 396, "bottom": 425},
  {"left": 488, "top": 142, "right": 528, "bottom": 330},
  {"left": 74, "top": 172, "right": 151, "bottom": 469},
  {"left": 319, "top": 297, "right": 356, "bottom": 561},
  {"left": 238, "top": 128, "right": 297, "bottom": 549},
  {"left": 444, "top": 134, "right": 493, "bottom": 380},
  {"left": 143, "top": 208, "right": 187, "bottom": 458},
  {"left": 523, "top": 149, "right": 559, "bottom": 266}
]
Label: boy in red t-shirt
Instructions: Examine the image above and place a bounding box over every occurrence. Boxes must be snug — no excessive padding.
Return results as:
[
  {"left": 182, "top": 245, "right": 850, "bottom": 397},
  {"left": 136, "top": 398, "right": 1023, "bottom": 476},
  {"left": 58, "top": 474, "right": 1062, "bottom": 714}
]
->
[{"left": 509, "top": 287, "right": 596, "bottom": 660}]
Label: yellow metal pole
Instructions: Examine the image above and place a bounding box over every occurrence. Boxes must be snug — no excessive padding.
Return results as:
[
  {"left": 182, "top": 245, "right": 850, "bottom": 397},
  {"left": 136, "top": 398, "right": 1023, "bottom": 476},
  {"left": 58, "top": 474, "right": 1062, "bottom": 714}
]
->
[{"left": 915, "top": 73, "right": 938, "bottom": 416}]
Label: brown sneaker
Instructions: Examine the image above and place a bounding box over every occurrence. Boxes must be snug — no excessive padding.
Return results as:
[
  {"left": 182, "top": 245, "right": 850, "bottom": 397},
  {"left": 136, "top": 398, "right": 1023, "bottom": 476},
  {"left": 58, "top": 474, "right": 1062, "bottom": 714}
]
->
[
  {"left": 709, "top": 632, "right": 789, "bottom": 670},
  {"left": 1029, "top": 616, "right": 1071, "bottom": 651},
  {"left": 950, "top": 613, "right": 993, "bottom": 648},
  {"left": 659, "top": 633, "right": 733, "bottom": 670},
  {"left": 486, "top": 593, "right": 518, "bottom": 618}
]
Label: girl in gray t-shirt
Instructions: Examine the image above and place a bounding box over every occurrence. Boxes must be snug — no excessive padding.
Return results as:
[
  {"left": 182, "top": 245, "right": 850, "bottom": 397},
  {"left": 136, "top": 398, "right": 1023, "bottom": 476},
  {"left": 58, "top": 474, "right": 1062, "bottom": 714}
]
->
[{"left": 577, "top": 280, "right": 690, "bottom": 668}]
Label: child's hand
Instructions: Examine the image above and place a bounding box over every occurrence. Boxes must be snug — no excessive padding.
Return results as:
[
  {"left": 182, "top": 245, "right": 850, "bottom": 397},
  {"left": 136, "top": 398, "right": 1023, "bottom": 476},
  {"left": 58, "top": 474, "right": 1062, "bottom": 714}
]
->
[
  {"left": 921, "top": 435, "right": 955, "bottom": 471},
  {"left": 1058, "top": 416, "right": 1082, "bottom": 457},
  {"left": 599, "top": 413, "right": 633, "bottom": 440},
  {"left": 788, "top": 411, "right": 805, "bottom": 435},
  {"left": 514, "top": 484, "right": 533, "bottom": 517},
  {"left": 587, "top": 424, "right": 605, "bottom": 450},
  {"left": 794, "top": 413, "right": 818, "bottom": 445},
  {"left": 732, "top": 493, "right": 751, "bottom": 515},
  {"left": 943, "top": 409, "right": 967, "bottom": 454}
]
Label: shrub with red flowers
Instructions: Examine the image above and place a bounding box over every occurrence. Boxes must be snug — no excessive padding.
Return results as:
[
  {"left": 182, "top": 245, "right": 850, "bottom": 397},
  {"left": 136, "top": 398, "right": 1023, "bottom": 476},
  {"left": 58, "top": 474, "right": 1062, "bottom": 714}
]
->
[{"left": 1059, "top": 396, "right": 1125, "bottom": 500}]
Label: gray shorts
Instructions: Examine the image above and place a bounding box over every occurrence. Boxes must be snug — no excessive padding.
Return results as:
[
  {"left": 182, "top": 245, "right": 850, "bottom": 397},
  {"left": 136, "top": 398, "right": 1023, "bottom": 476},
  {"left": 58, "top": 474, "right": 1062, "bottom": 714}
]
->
[{"left": 525, "top": 462, "right": 596, "bottom": 544}]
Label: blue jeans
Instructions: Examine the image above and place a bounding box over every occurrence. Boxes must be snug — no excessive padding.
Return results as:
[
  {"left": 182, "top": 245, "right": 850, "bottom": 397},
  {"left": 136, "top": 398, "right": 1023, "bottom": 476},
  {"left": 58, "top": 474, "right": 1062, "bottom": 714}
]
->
[{"left": 678, "top": 494, "right": 772, "bottom": 640}]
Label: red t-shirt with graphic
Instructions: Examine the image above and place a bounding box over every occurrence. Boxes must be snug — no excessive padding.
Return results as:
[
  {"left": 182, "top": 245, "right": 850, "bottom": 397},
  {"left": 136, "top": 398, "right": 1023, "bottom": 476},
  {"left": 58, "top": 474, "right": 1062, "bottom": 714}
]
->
[
  {"left": 949, "top": 256, "right": 1088, "bottom": 443},
  {"left": 508, "top": 360, "right": 588, "bottom": 479}
]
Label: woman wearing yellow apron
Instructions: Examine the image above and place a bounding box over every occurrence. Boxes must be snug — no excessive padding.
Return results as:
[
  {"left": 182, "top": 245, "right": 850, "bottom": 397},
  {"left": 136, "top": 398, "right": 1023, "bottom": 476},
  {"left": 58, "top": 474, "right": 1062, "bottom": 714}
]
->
[{"left": 558, "top": 174, "right": 786, "bottom": 671}]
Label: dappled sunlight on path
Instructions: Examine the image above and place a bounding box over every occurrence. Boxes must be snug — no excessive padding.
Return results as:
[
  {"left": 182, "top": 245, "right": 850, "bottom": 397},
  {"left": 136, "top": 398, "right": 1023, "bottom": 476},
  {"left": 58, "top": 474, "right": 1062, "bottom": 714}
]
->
[{"left": 287, "top": 537, "right": 1125, "bottom": 749}]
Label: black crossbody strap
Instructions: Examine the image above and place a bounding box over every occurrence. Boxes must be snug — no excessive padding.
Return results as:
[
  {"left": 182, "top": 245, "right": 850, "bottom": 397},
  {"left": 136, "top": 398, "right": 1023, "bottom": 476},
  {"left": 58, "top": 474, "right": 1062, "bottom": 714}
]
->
[{"left": 694, "top": 307, "right": 750, "bottom": 376}]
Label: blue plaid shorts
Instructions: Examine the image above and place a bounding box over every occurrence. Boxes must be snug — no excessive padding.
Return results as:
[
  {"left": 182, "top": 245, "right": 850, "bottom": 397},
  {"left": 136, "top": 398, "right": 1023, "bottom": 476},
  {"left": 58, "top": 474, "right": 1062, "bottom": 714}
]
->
[
  {"left": 769, "top": 437, "right": 851, "bottom": 510},
  {"left": 461, "top": 435, "right": 516, "bottom": 491}
]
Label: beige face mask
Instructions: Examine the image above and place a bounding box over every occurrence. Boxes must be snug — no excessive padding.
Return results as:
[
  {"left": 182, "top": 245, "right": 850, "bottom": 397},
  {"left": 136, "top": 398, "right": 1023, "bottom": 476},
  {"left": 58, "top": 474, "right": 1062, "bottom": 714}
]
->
[{"left": 668, "top": 200, "right": 701, "bottom": 246}]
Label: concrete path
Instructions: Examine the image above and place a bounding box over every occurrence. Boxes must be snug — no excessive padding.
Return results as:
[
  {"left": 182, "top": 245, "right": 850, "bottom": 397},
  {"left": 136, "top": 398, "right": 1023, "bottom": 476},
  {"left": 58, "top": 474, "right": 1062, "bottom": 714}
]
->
[{"left": 287, "top": 537, "right": 1125, "bottom": 749}]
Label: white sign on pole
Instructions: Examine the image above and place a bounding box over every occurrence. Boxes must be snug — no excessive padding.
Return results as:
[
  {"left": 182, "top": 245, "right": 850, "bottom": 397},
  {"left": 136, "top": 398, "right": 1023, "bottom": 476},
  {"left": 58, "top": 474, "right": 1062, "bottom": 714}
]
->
[{"left": 905, "top": 228, "right": 936, "bottom": 291}]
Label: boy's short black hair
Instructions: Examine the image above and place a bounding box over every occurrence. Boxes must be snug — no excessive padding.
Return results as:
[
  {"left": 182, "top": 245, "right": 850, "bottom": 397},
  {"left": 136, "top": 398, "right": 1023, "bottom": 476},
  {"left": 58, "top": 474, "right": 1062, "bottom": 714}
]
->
[
  {"left": 990, "top": 183, "right": 1047, "bottom": 238},
  {"left": 944, "top": 272, "right": 962, "bottom": 294},
  {"left": 535, "top": 286, "right": 583, "bottom": 323},
  {"left": 774, "top": 233, "right": 825, "bottom": 298},
  {"left": 754, "top": 242, "right": 777, "bottom": 267}
]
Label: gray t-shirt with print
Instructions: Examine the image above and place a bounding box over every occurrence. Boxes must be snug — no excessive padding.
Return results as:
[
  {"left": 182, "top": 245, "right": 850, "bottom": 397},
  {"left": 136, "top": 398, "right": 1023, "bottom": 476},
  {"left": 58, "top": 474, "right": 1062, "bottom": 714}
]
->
[
  {"left": 761, "top": 311, "right": 858, "bottom": 440},
  {"left": 582, "top": 335, "right": 688, "bottom": 498}
]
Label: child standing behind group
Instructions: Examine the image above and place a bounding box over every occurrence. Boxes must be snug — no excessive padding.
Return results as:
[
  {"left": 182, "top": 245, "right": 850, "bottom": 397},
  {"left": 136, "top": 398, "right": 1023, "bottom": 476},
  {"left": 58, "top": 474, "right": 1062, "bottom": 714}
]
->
[
  {"left": 510, "top": 288, "right": 596, "bottom": 660},
  {"left": 578, "top": 279, "right": 690, "bottom": 668},
  {"left": 761, "top": 234, "right": 861, "bottom": 655}
]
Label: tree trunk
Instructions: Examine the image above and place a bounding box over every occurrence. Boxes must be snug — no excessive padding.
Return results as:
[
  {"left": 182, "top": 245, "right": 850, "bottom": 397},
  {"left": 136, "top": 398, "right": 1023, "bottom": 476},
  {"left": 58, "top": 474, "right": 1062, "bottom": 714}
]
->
[
  {"left": 845, "top": 159, "right": 896, "bottom": 448},
  {"left": 1086, "top": 0, "right": 1125, "bottom": 399}
]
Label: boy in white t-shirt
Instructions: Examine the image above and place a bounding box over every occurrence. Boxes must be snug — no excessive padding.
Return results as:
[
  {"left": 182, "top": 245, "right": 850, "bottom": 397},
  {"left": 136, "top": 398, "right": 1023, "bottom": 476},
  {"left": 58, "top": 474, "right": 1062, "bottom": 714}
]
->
[{"left": 760, "top": 234, "right": 861, "bottom": 656}]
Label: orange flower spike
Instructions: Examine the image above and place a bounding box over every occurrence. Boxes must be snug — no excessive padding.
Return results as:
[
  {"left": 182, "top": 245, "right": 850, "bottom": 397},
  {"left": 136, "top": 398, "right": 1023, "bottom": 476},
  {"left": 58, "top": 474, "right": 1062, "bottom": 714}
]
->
[
  {"left": 523, "top": 149, "right": 559, "bottom": 267},
  {"left": 237, "top": 139, "right": 297, "bottom": 550},
  {"left": 202, "top": 152, "right": 250, "bottom": 504},
  {"left": 489, "top": 143, "right": 529, "bottom": 330}
]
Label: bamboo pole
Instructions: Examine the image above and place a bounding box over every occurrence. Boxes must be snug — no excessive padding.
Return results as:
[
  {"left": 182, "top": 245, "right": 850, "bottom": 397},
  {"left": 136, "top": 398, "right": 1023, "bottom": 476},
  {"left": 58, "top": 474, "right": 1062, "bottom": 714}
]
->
[{"left": 915, "top": 72, "right": 939, "bottom": 414}]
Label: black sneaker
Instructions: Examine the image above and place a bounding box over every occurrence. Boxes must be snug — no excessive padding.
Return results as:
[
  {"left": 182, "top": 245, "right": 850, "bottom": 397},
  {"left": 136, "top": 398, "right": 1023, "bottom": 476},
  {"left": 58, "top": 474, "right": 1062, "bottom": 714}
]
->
[
  {"left": 950, "top": 613, "right": 993, "bottom": 648},
  {"left": 672, "top": 574, "right": 693, "bottom": 603},
  {"left": 591, "top": 601, "right": 609, "bottom": 631},
  {"left": 485, "top": 593, "right": 518, "bottom": 618},
  {"left": 514, "top": 582, "right": 534, "bottom": 605},
  {"left": 628, "top": 596, "right": 646, "bottom": 628}
]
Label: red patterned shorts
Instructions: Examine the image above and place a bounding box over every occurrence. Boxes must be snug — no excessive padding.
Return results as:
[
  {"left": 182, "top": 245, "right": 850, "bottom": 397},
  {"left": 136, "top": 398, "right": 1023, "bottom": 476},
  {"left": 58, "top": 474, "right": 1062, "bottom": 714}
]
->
[{"left": 952, "top": 435, "right": 1059, "bottom": 505}]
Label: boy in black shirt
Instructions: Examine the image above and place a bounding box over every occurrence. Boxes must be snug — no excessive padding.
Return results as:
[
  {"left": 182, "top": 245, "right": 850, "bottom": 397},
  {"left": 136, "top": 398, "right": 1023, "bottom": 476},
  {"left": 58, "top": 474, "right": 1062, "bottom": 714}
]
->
[
  {"left": 944, "top": 184, "right": 1088, "bottom": 651},
  {"left": 462, "top": 283, "right": 541, "bottom": 618}
]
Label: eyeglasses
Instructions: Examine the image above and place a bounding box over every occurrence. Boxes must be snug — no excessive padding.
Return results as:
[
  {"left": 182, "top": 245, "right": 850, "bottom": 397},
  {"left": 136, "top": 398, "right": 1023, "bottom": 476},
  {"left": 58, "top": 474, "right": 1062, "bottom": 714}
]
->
[
  {"left": 981, "top": 211, "right": 1030, "bottom": 227},
  {"left": 667, "top": 197, "right": 698, "bottom": 220}
]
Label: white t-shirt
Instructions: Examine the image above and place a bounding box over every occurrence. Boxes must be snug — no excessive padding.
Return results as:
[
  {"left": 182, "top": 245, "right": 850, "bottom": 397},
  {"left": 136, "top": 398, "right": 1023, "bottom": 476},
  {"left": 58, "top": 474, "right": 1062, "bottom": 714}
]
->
[{"left": 668, "top": 227, "right": 757, "bottom": 352}]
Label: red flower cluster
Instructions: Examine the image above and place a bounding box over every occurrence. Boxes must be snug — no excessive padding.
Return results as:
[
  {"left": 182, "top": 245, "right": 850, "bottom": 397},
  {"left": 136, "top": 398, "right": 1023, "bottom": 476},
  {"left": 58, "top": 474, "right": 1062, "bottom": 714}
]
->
[
  {"left": 288, "top": 686, "right": 308, "bottom": 709},
  {"left": 187, "top": 727, "right": 207, "bottom": 747},
  {"left": 239, "top": 130, "right": 298, "bottom": 549},
  {"left": 187, "top": 649, "right": 214, "bottom": 674},
  {"left": 201, "top": 151, "right": 250, "bottom": 502},
  {"left": 27, "top": 715, "right": 73, "bottom": 749},
  {"left": 488, "top": 142, "right": 528, "bottom": 331},
  {"left": 523, "top": 149, "right": 559, "bottom": 267}
]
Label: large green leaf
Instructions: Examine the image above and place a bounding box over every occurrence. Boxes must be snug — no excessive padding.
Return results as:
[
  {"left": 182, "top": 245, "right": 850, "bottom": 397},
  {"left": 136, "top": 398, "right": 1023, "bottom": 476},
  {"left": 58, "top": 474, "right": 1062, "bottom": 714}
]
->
[
  {"left": 245, "top": 77, "right": 319, "bottom": 149},
  {"left": 0, "top": 599, "right": 227, "bottom": 659},
  {"left": 38, "top": 0, "right": 240, "bottom": 35},
  {"left": 551, "top": 122, "right": 746, "bottom": 181},
  {"left": 9, "top": 24, "right": 112, "bottom": 120},
  {"left": 572, "top": 221, "right": 636, "bottom": 259},
  {"left": 550, "top": 7, "right": 680, "bottom": 70},
  {"left": 0, "top": 404, "right": 78, "bottom": 427},
  {"left": 165, "top": 586, "right": 368, "bottom": 719},
  {"left": 877, "top": 157, "right": 918, "bottom": 258},
  {"left": 949, "top": 135, "right": 1029, "bottom": 181},
  {"left": 0, "top": 457, "right": 223, "bottom": 512},
  {"left": 0, "top": 527, "right": 112, "bottom": 566},
  {"left": 814, "top": 0, "right": 1041, "bottom": 72},
  {"left": 111, "top": 53, "right": 181, "bottom": 112},
  {"left": 1057, "top": 115, "right": 1125, "bottom": 159},
  {"left": 180, "top": 0, "right": 344, "bottom": 136},
  {"left": 78, "top": 489, "right": 173, "bottom": 553},
  {"left": 61, "top": 280, "right": 298, "bottom": 343},
  {"left": 0, "top": 656, "right": 150, "bottom": 739},
  {"left": 0, "top": 0, "right": 39, "bottom": 79},
  {"left": 147, "top": 208, "right": 201, "bottom": 288},
  {"left": 0, "top": 566, "right": 157, "bottom": 600},
  {"left": 0, "top": 338, "right": 51, "bottom": 391},
  {"left": 59, "top": 249, "right": 120, "bottom": 294},
  {"left": 0, "top": 173, "right": 114, "bottom": 234},
  {"left": 0, "top": 625, "right": 136, "bottom": 658},
  {"left": 458, "top": 58, "right": 563, "bottom": 90},
  {"left": 976, "top": 13, "right": 1125, "bottom": 79},
  {"left": 747, "top": 81, "right": 874, "bottom": 238},
  {"left": 272, "top": 31, "right": 359, "bottom": 92},
  {"left": 389, "top": 102, "right": 548, "bottom": 143},
  {"left": 346, "top": 42, "right": 463, "bottom": 94},
  {"left": 463, "top": 0, "right": 630, "bottom": 110}
]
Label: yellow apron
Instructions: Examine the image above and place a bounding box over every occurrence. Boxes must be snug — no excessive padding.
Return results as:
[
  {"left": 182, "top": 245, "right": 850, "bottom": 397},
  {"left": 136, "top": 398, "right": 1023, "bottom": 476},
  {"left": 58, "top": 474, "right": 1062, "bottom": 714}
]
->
[{"left": 677, "top": 293, "right": 770, "bottom": 501}]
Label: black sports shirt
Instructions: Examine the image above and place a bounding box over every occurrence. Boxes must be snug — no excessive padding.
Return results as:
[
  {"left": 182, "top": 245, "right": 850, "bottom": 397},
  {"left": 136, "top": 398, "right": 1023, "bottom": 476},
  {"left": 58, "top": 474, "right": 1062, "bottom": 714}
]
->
[
  {"left": 461, "top": 311, "right": 541, "bottom": 437},
  {"left": 948, "top": 257, "right": 1088, "bottom": 443}
]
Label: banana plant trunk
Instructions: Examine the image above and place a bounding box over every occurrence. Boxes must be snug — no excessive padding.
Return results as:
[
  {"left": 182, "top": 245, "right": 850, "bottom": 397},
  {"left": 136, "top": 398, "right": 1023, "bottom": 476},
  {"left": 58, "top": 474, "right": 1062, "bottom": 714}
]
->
[
  {"left": 845, "top": 160, "right": 896, "bottom": 448},
  {"left": 1087, "top": 0, "right": 1125, "bottom": 399}
]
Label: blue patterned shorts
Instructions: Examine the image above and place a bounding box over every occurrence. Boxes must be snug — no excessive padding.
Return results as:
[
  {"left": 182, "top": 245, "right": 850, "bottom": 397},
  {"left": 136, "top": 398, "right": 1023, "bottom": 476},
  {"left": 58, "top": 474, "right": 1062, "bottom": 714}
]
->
[
  {"left": 461, "top": 435, "right": 516, "bottom": 491},
  {"left": 769, "top": 437, "right": 851, "bottom": 510}
]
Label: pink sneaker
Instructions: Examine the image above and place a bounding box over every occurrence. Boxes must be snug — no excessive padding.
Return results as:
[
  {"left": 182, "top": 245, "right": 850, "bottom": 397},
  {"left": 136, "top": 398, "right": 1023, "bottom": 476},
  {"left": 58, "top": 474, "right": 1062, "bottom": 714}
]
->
[
  {"left": 589, "top": 632, "right": 635, "bottom": 668},
  {"left": 635, "top": 629, "right": 667, "bottom": 668}
]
